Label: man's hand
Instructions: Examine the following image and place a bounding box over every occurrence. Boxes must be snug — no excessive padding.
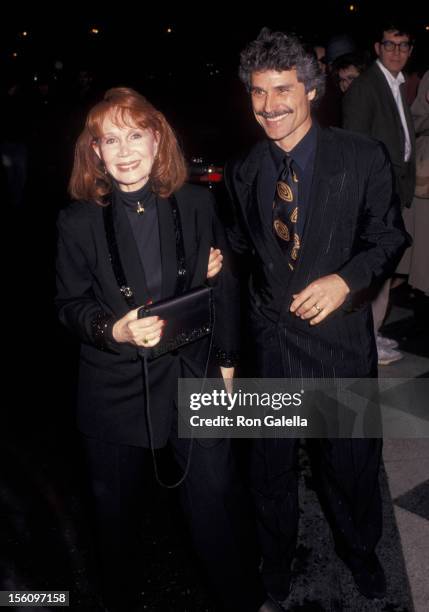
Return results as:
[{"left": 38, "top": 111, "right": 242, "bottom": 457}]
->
[
  {"left": 290, "top": 274, "right": 350, "bottom": 325},
  {"left": 207, "top": 247, "right": 223, "bottom": 279}
]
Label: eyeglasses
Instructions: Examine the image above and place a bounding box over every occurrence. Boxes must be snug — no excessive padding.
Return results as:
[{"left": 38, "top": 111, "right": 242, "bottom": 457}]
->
[{"left": 380, "top": 40, "right": 411, "bottom": 52}]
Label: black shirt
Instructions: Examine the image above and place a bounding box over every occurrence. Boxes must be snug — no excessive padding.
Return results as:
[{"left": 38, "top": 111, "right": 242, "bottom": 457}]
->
[{"left": 115, "top": 181, "right": 162, "bottom": 303}]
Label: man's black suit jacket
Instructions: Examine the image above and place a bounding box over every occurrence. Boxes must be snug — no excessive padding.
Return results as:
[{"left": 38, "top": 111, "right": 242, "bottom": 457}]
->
[
  {"left": 224, "top": 126, "right": 408, "bottom": 378},
  {"left": 343, "top": 62, "right": 416, "bottom": 207},
  {"left": 56, "top": 184, "right": 238, "bottom": 447}
]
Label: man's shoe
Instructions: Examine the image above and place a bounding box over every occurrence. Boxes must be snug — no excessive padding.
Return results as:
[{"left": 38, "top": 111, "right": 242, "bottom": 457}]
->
[
  {"left": 377, "top": 333, "right": 399, "bottom": 350},
  {"left": 377, "top": 345, "right": 403, "bottom": 365},
  {"left": 347, "top": 555, "right": 387, "bottom": 599}
]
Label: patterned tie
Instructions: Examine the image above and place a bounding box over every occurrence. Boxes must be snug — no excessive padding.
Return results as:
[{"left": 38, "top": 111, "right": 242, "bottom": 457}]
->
[{"left": 272, "top": 155, "right": 300, "bottom": 270}]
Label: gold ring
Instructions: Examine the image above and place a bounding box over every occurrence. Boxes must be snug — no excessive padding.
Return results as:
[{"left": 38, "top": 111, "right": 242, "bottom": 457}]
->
[
  {"left": 314, "top": 304, "right": 322, "bottom": 312},
  {"left": 143, "top": 337, "right": 149, "bottom": 344}
]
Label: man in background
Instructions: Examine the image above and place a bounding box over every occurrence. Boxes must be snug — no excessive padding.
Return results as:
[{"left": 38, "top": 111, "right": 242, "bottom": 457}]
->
[{"left": 343, "top": 21, "right": 415, "bottom": 365}]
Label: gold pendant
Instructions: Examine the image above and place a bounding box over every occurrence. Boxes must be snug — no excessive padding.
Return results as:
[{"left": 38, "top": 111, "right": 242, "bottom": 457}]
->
[{"left": 136, "top": 201, "right": 145, "bottom": 214}]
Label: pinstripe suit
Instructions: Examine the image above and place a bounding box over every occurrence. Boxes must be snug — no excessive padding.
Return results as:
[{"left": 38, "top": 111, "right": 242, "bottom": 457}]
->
[{"left": 225, "top": 124, "right": 408, "bottom": 589}]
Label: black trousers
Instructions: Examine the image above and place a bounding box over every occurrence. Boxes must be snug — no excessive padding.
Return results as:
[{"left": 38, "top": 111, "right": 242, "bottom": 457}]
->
[
  {"left": 81, "top": 429, "right": 266, "bottom": 612},
  {"left": 247, "top": 309, "right": 383, "bottom": 588},
  {"left": 250, "top": 438, "right": 382, "bottom": 577}
]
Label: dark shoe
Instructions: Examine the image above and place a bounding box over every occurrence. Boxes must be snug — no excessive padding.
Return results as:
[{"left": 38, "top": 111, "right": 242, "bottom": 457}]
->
[{"left": 345, "top": 554, "right": 387, "bottom": 599}]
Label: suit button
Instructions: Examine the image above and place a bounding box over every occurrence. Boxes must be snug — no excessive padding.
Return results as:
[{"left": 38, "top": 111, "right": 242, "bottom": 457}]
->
[
  {"left": 251, "top": 248, "right": 256, "bottom": 256},
  {"left": 268, "top": 262, "right": 274, "bottom": 270}
]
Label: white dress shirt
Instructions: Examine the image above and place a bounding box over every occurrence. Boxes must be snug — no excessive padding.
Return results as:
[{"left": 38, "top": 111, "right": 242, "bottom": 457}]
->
[{"left": 376, "top": 59, "right": 412, "bottom": 162}]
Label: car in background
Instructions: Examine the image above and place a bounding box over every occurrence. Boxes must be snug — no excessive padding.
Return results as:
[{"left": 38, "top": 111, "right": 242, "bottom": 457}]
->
[
  {"left": 187, "top": 156, "right": 233, "bottom": 226},
  {"left": 187, "top": 156, "right": 223, "bottom": 189}
]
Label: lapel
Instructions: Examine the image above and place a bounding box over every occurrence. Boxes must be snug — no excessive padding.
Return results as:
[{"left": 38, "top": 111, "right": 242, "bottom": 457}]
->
[
  {"left": 283, "top": 125, "right": 346, "bottom": 302},
  {"left": 258, "top": 147, "right": 278, "bottom": 229},
  {"left": 157, "top": 196, "right": 180, "bottom": 299},
  {"left": 372, "top": 64, "right": 402, "bottom": 128},
  {"left": 372, "top": 64, "right": 415, "bottom": 156},
  {"left": 236, "top": 141, "right": 290, "bottom": 284},
  {"left": 257, "top": 147, "right": 293, "bottom": 276},
  {"left": 111, "top": 192, "right": 150, "bottom": 306}
]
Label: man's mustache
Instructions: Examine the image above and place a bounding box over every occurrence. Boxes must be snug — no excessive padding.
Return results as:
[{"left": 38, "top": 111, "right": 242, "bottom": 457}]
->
[{"left": 256, "top": 109, "right": 293, "bottom": 119}]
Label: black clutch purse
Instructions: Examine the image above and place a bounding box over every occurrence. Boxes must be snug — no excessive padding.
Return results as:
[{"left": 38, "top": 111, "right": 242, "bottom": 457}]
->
[{"left": 137, "top": 286, "right": 213, "bottom": 359}]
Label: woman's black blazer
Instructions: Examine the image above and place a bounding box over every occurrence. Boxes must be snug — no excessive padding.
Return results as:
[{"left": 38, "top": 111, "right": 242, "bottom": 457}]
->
[{"left": 55, "top": 183, "right": 239, "bottom": 448}]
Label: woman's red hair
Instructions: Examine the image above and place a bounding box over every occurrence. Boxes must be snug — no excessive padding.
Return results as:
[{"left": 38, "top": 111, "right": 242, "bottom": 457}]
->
[{"left": 69, "top": 87, "right": 187, "bottom": 203}]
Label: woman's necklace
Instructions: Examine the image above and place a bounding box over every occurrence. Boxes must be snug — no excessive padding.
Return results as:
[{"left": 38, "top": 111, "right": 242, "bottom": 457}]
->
[{"left": 136, "top": 201, "right": 145, "bottom": 214}]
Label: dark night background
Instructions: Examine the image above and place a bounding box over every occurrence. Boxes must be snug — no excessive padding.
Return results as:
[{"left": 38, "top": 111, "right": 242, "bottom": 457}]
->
[
  {"left": 2, "top": 3, "right": 428, "bottom": 159},
  {"left": 1, "top": 3, "right": 428, "bottom": 610}
]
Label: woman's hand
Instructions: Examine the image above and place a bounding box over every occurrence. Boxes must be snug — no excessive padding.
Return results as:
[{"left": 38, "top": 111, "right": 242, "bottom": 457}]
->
[
  {"left": 220, "top": 366, "right": 234, "bottom": 394},
  {"left": 207, "top": 247, "right": 223, "bottom": 279},
  {"left": 112, "top": 309, "right": 165, "bottom": 347}
]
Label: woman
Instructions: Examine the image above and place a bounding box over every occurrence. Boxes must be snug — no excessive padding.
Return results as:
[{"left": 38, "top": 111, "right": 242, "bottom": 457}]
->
[
  {"left": 395, "top": 71, "right": 429, "bottom": 334},
  {"left": 402, "top": 72, "right": 429, "bottom": 296},
  {"left": 56, "top": 88, "right": 269, "bottom": 611}
]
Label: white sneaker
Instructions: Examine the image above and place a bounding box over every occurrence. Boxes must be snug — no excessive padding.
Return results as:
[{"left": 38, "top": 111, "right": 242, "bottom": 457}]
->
[
  {"left": 377, "top": 346, "right": 403, "bottom": 365},
  {"left": 377, "top": 334, "right": 399, "bottom": 350}
]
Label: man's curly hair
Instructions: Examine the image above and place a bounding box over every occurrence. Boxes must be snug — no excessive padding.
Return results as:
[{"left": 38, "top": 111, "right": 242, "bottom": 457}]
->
[{"left": 239, "top": 27, "right": 325, "bottom": 103}]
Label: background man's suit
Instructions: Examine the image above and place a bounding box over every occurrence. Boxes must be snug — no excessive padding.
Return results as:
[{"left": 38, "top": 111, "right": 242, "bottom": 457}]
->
[
  {"left": 343, "top": 62, "right": 415, "bottom": 209},
  {"left": 342, "top": 60, "right": 416, "bottom": 356}
]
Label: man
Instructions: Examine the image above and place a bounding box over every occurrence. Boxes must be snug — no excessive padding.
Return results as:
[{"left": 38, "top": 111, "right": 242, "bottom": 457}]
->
[
  {"left": 313, "top": 34, "right": 356, "bottom": 128},
  {"left": 224, "top": 28, "right": 408, "bottom": 605},
  {"left": 332, "top": 52, "right": 368, "bottom": 94},
  {"left": 342, "top": 22, "right": 415, "bottom": 365},
  {"left": 313, "top": 44, "right": 326, "bottom": 74}
]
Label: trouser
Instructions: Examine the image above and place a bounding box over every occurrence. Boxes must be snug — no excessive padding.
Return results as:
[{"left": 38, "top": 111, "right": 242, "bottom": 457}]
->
[
  {"left": 250, "top": 437, "right": 383, "bottom": 586},
  {"left": 246, "top": 306, "right": 383, "bottom": 589},
  {"left": 372, "top": 278, "right": 392, "bottom": 334},
  {"left": 81, "top": 429, "right": 266, "bottom": 612}
]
